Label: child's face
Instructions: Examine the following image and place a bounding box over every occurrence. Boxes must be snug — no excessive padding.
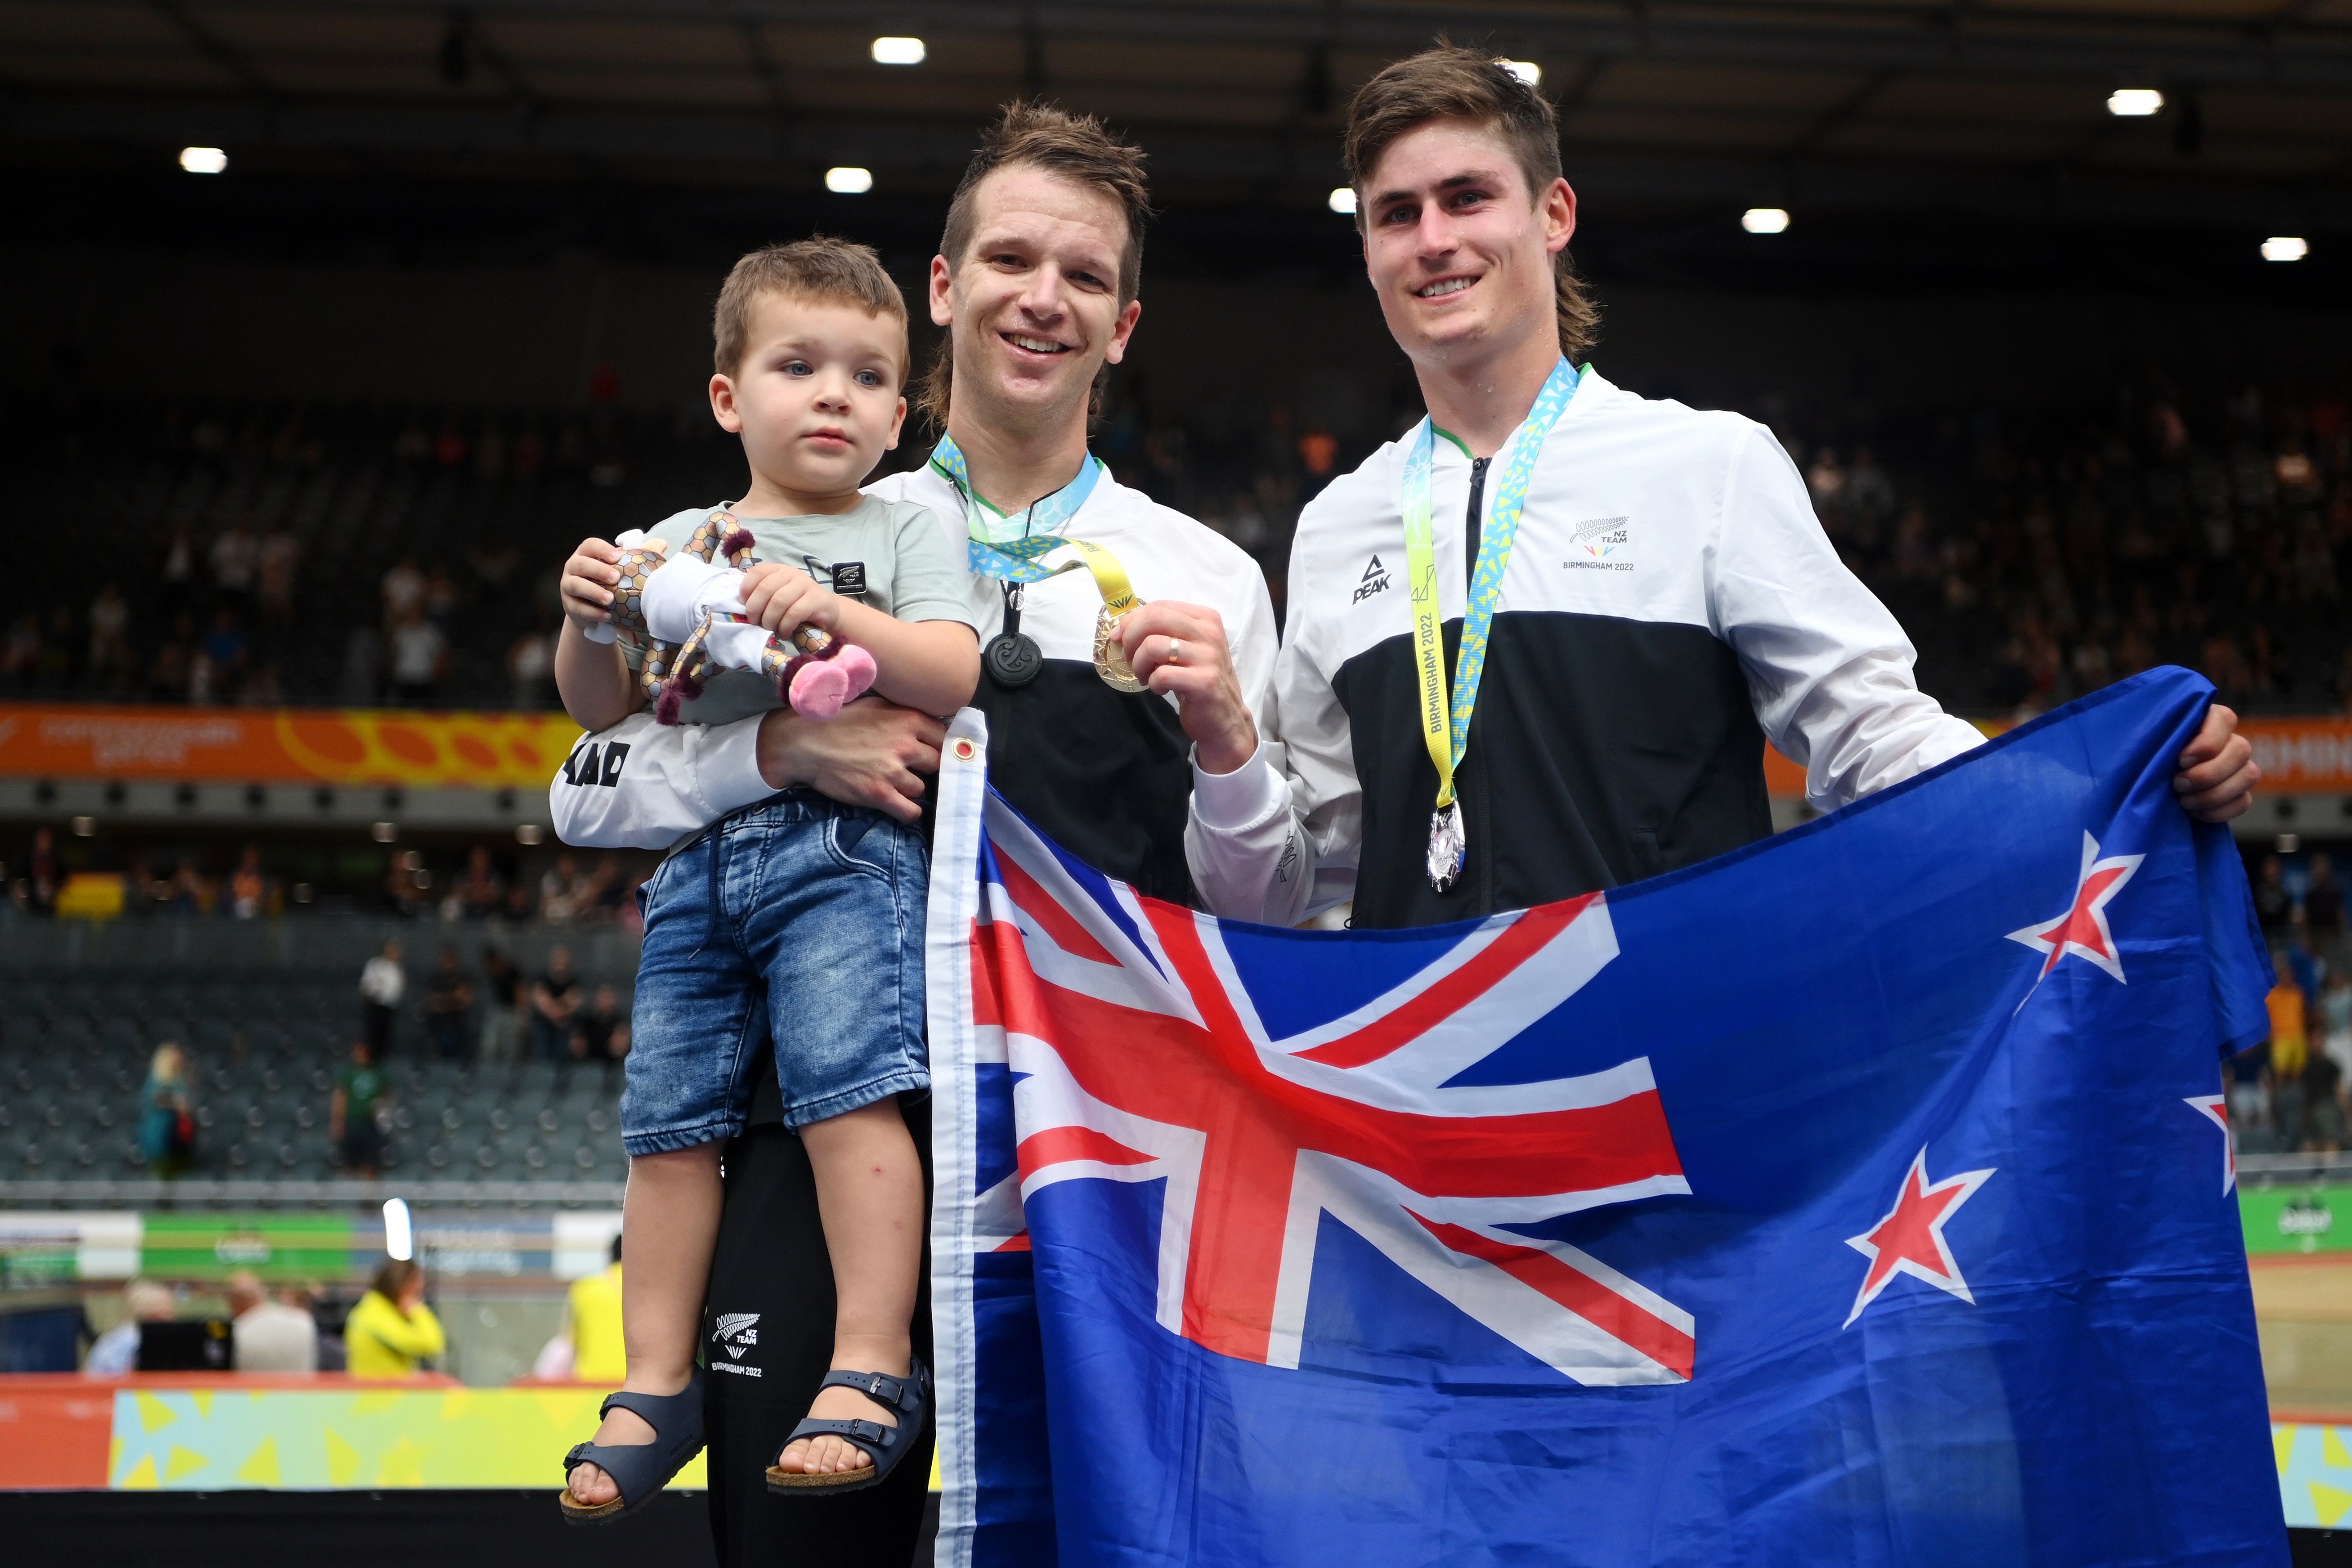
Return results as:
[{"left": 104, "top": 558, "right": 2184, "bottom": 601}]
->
[{"left": 714, "top": 293, "right": 908, "bottom": 497}]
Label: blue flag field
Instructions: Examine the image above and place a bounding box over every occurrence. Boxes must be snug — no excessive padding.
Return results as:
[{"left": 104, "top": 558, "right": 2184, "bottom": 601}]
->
[{"left": 922, "top": 666, "right": 2285, "bottom": 1568}]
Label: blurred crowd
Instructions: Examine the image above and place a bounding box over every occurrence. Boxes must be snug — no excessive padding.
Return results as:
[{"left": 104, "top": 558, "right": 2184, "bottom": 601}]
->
[
  {"left": 2230, "top": 852, "right": 2352, "bottom": 1155},
  {"left": 1, "top": 377, "right": 2347, "bottom": 716},
  {"left": 6, "top": 827, "right": 653, "bottom": 924}
]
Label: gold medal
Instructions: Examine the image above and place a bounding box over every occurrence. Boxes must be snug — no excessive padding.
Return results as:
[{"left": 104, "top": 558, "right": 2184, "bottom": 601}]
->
[{"left": 1093, "top": 602, "right": 1148, "bottom": 692}]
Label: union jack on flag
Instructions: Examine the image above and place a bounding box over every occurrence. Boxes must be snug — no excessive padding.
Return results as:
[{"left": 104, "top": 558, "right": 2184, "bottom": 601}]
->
[{"left": 925, "top": 671, "right": 2285, "bottom": 1568}]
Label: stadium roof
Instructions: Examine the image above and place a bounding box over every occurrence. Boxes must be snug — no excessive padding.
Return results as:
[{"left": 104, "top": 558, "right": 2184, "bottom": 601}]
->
[{"left": 5, "top": 0, "right": 2349, "bottom": 234}]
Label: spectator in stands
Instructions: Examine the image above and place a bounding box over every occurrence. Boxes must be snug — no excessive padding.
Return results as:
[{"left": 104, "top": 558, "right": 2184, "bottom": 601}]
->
[
  {"left": 2269, "top": 954, "right": 2312, "bottom": 1148},
  {"left": 138, "top": 1043, "right": 195, "bottom": 1178},
  {"left": 2306, "top": 1046, "right": 2347, "bottom": 1155},
  {"left": 257, "top": 525, "right": 300, "bottom": 627},
  {"left": 209, "top": 517, "right": 260, "bottom": 611},
  {"left": 148, "top": 612, "right": 195, "bottom": 703},
  {"left": 573, "top": 984, "right": 628, "bottom": 1065},
  {"left": 539, "top": 852, "right": 581, "bottom": 923},
  {"left": 570, "top": 1234, "right": 626, "bottom": 1384},
  {"left": 24, "top": 826, "right": 60, "bottom": 916},
  {"left": 2306, "top": 854, "right": 2345, "bottom": 966},
  {"left": 192, "top": 606, "right": 249, "bottom": 705},
  {"left": 1, "top": 610, "right": 41, "bottom": 683},
  {"left": 359, "top": 938, "right": 404, "bottom": 1057},
  {"left": 478, "top": 946, "right": 522, "bottom": 1065},
  {"left": 424, "top": 565, "right": 459, "bottom": 627},
  {"left": 2322, "top": 971, "right": 2352, "bottom": 1083},
  {"left": 381, "top": 554, "right": 426, "bottom": 627},
  {"left": 2254, "top": 855, "right": 2294, "bottom": 942},
  {"left": 84, "top": 1280, "right": 176, "bottom": 1376},
  {"left": 331, "top": 1039, "right": 390, "bottom": 1179},
  {"left": 226, "top": 1271, "right": 319, "bottom": 1373},
  {"left": 387, "top": 604, "right": 447, "bottom": 706},
  {"left": 228, "top": 844, "right": 268, "bottom": 920},
  {"left": 2226, "top": 1042, "right": 2271, "bottom": 1152},
  {"left": 447, "top": 845, "right": 506, "bottom": 920},
  {"left": 344, "top": 1258, "right": 445, "bottom": 1377},
  {"left": 159, "top": 522, "right": 196, "bottom": 593},
  {"left": 508, "top": 627, "right": 555, "bottom": 710},
  {"left": 87, "top": 583, "right": 130, "bottom": 685},
  {"left": 531, "top": 946, "right": 582, "bottom": 1061},
  {"left": 425, "top": 945, "right": 474, "bottom": 1060}
]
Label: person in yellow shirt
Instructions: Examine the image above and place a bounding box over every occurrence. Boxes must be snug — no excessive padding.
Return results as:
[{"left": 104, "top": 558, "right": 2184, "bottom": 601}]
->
[
  {"left": 345, "top": 1259, "right": 446, "bottom": 1378},
  {"left": 2268, "top": 955, "right": 2312, "bottom": 1148},
  {"left": 567, "top": 1235, "right": 625, "bottom": 1384}
]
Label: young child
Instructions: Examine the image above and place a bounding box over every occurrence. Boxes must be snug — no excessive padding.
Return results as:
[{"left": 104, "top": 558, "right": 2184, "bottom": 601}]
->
[{"left": 552, "top": 238, "right": 978, "bottom": 1520}]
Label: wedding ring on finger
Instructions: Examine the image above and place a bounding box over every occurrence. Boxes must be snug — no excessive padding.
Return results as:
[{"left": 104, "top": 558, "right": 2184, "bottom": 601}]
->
[{"left": 1167, "top": 638, "right": 1182, "bottom": 664}]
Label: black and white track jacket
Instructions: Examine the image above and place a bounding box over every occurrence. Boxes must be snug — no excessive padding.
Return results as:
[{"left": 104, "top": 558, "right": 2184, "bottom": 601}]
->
[
  {"left": 549, "top": 464, "right": 1278, "bottom": 908},
  {"left": 1184, "top": 369, "right": 1984, "bottom": 929}
]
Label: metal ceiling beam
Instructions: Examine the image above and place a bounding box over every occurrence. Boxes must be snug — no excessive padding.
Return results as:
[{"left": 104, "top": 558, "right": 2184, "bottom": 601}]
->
[
  {"left": 13, "top": 90, "right": 2346, "bottom": 232},
  {"left": 138, "top": 0, "right": 2352, "bottom": 93}
]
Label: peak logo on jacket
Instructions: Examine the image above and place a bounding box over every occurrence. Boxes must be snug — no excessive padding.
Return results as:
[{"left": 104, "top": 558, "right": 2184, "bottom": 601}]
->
[{"left": 1352, "top": 555, "right": 1393, "bottom": 603}]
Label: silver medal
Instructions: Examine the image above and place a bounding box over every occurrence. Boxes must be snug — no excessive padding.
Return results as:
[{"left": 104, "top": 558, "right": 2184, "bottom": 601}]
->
[{"left": 1427, "top": 802, "right": 1467, "bottom": 893}]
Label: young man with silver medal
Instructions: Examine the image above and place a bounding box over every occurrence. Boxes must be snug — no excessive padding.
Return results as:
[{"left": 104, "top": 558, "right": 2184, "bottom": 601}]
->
[
  {"left": 549, "top": 103, "right": 1276, "bottom": 1567},
  {"left": 1175, "top": 47, "right": 2257, "bottom": 931}
]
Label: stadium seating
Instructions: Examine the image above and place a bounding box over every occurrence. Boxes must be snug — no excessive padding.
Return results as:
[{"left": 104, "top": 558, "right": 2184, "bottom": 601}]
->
[{"left": 0, "top": 967, "right": 626, "bottom": 1185}]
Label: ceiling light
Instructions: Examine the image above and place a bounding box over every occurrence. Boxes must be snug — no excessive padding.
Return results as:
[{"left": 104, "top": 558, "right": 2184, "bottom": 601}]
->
[
  {"left": 870, "top": 36, "right": 926, "bottom": 66},
  {"left": 179, "top": 146, "right": 227, "bottom": 175},
  {"left": 1328, "top": 187, "right": 1358, "bottom": 215},
  {"left": 2262, "top": 236, "right": 2309, "bottom": 262},
  {"left": 824, "top": 166, "right": 874, "bottom": 194},
  {"left": 2106, "top": 88, "right": 2163, "bottom": 117},
  {"left": 1497, "top": 59, "right": 1541, "bottom": 87},
  {"left": 1742, "top": 207, "right": 1790, "bottom": 235}
]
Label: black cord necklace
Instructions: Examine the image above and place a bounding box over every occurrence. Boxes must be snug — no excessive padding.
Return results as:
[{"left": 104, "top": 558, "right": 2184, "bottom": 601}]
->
[{"left": 983, "top": 579, "right": 1043, "bottom": 688}]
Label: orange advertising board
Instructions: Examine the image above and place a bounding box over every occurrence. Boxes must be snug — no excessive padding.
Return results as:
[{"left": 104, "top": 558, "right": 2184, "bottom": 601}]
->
[{"left": 0, "top": 704, "right": 582, "bottom": 789}]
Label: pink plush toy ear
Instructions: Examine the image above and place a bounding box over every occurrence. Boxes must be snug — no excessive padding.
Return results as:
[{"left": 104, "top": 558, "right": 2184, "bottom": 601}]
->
[
  {"left": 784, "top": 645, "right": 876, "bottom": 721},
  {"left": 787, "top": 660, "right": 850, "bottom": 720}
]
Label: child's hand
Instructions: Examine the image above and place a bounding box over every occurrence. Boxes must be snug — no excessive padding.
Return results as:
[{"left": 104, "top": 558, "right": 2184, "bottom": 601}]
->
[
  {"left": 740, "top": 562, "right": 843, "bottom": 639},
  {"left": 560, "top": 537, "right": 622, "bottom": 628}
]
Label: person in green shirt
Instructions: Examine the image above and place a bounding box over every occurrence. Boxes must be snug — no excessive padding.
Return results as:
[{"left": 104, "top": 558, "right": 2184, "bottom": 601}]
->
[{"left": 330, "top": 1040, "right": 389, "bottom": 1180}]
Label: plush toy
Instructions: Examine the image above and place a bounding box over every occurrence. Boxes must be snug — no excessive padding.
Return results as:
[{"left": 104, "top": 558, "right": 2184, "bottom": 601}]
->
[{"left": 592, "top": 509, "right": 877, "bottom": 725}]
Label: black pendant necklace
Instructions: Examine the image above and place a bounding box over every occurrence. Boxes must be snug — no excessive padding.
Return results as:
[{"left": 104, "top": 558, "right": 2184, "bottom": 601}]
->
[{"left": 983, "top": 580, "right": 1043, "bottom": 688}]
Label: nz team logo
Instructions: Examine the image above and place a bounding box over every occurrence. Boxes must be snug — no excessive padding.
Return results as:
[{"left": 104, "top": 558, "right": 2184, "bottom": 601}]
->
[
  {"left": 710, "top": 1311, "right": 762, "bottom": 1376},
  {"left": 1566, "top": 515, "right": 1632, "bottom": 571}
]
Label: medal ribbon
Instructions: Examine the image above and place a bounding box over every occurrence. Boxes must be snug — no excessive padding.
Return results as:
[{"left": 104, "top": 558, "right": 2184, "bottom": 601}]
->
[
  {"left": 929, "top": 431, "right": 1139, "bottom": 624},
  {"left": 1402, "top": 358, "right": 1580, "bottom": 813}
]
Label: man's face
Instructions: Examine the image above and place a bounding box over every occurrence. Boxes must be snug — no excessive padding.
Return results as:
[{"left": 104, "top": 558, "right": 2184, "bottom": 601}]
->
[
  {"left": 1359, "top": 118, "right": 1576, "bottom": 371},
  {"left": 930, "top": 166, "right": 1142, "bottom": 434}
]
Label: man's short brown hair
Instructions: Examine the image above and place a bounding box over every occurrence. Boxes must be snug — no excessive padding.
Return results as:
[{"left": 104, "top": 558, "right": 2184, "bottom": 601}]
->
[
  {"left": 917, "top": 101, "right": 1153, "bottom": 431},
  {"left": 1344, "top": 45, "right": 1600, "bottom": 364},
  {"left": 713, "top": 237, "right": 909, "bottom": 379}
]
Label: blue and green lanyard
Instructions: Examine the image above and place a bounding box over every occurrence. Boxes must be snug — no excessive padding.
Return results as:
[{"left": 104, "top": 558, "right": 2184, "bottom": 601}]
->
[{"left": 1402, "top": 357, "right": 1580, "bottom": 890}]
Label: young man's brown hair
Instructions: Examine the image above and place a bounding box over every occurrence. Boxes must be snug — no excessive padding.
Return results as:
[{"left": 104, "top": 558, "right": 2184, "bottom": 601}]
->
[
  {"left": 917, "top": 101, "right": 1154, "bottom": 430},
  {"left": 713, "top": 236, "right": 909, "bottom": 378},
  {"left": 1343, "top": 45, "right": 1600, "bottom": 363}
]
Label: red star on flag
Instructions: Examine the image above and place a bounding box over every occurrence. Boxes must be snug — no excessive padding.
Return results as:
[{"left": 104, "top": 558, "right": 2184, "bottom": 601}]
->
[
  {"left": 2185, "top": 1094, "right": 2235, "bottom": 1195},
  {"left": 2008, "top": 830, "right": 2144, "bottom": 989},
  {"left": 1844, "top": 1147, "right": 1996, "bottom": 1328}
]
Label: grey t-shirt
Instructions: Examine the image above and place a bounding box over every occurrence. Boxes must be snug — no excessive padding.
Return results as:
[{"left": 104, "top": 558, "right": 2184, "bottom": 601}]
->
[{"left": 624, "top": 494, "right": 973, "bottom": 726}]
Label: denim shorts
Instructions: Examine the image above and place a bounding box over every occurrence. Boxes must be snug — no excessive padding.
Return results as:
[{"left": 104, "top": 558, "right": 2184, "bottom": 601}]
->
[{"left": 622, "top": 791, "right": 929, "bottom": 1154}]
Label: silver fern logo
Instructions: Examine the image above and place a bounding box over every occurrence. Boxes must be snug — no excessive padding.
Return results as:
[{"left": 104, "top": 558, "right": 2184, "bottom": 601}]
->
[{"left": 711, "top": 1312, "right": 761, "bottom": 1360}]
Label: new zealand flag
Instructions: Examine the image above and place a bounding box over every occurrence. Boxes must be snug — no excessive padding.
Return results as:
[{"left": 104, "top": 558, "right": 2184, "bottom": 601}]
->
[{"left": 924, "top": 667, "right": 2284, "bottom": 1568}]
